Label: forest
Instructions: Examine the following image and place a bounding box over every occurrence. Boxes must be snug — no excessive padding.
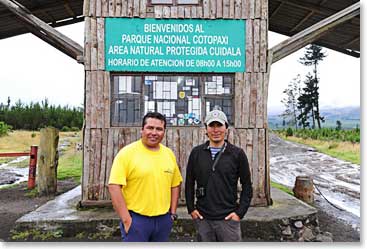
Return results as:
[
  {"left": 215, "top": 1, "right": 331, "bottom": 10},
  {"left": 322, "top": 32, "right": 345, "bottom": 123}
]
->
[{"left": 0, "top": 98, "right": 83, "bottom": 135}]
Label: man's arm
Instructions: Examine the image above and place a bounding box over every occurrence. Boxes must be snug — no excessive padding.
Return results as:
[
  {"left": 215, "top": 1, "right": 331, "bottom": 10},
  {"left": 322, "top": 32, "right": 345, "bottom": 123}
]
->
[
  {"left": 108, "top": 184, "right": 132, "bottom": 232},
  {"left": 170, "top": 185, "right": 180, "bottom": 215},
  {"left": 235, "top": 149, "right": 253, "bottom": 219},
  {"left": 185, "top": 151, "right": 196, "bottom": 215},
  {"left": 185, "top": 150, "right": 204, "bottom": 219}
]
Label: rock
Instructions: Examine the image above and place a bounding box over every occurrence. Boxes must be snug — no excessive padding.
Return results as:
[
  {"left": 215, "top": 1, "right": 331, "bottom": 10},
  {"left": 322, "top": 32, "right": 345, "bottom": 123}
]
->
[
  {"left": 96, "top": 223, "right": 115, "bottom": 233},
  {"left": 281, "top": 218, "right": 289, "bottom": 225},
  {"left": 302, "top": 227, "right": 315, "bottom": 241},
  {"left": 307, "top": 148, "right": 317, "bottom": 152},
  {"left": 298, "top": 237, "right": 304, "bottom": 242},
  {"left": 294, "top": 221, "right": 303, "bottom": 229},
  {"left": 314, "top": 218, "right": 319, "bottom": 226},
  {"left": 282, "top": 226, "right": 292, "bottom": 236},
  {"left": 0, "top": 171, "right": 18, "bottom": 185},
  {"left": 315, "top": 232, "right": 333, "bottom": 242}
]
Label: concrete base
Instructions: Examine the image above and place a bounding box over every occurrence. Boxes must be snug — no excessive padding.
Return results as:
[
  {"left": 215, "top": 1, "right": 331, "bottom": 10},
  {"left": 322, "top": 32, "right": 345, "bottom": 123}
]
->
[{"left": 12, "top": 186, "right": 324, "bottom": 242}]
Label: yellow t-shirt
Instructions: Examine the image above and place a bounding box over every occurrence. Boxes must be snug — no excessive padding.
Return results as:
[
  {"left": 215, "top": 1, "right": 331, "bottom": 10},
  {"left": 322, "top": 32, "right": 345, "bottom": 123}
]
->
[{"left": 108, "top": 139, "right": 183, "bottom": 216}]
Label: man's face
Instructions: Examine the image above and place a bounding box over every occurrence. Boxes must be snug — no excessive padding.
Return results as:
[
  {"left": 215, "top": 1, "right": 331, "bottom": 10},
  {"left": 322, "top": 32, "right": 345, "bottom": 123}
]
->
[
  {"left": 141, "top": 118, "right": 165, "bottom": 148},
  {"left": 206, "top": 121, "right": 227, "bottom": 143}
]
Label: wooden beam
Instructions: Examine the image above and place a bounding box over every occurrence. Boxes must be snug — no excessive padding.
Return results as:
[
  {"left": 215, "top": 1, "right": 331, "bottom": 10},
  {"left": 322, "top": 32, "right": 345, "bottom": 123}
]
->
[
  {"left": 274, "top": 0, "right": 343, "bottom": 16},
  {"left": 0, "top": 0, "right": 83, "bottom": 62},
  {"left": 64, "top": 0, "right": 76, "bottom": 17},
  {"left": 0, "top": 0, "right": 82, "bottom": 19},
  {"left": 269, "top": 2, "right": 360, "bottom": 64},
  {"left": 269, "top": 2, "right": 283, "bottom": 19},
  {"left": 315, "top": 40, "right": 360, "bottom": 57},
  {"left": 290, "top": 11, "right": 314, "bottom": 33},
  {"left": 343, "top": 35, "right": 359, "bottom": 48},
  {"left": 319, "top": 0, "right": 329, "bottom": 6},
  {"left": 40, "top": 9, "right": 56, "bottom": 25}
]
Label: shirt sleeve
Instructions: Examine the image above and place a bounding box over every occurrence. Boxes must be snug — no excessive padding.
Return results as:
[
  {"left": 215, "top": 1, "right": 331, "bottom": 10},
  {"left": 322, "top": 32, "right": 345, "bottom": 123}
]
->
[
  {"left": 235, "top": 149, "right": 253, "bottom": 219},
  {"left": 169, "top": 150, "right": 183, "bottom": 187},
  {"left": 108, "top": 149, "right": 128, "bottom": 186},
  {"left": 185, "top": 149, "right": 196, "bottom": 214}
]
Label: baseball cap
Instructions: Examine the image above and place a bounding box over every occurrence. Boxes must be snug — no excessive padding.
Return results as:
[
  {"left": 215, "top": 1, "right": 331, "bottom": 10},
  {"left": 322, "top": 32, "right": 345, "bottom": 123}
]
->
[{"left": 205, "top": 110, "right": 228, "bottom": 126}]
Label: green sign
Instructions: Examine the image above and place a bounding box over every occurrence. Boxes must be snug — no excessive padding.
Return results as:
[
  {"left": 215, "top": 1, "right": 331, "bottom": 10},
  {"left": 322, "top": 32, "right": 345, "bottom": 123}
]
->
[{"left": 105, "top": 18, "right": 246, "bottom": 72}]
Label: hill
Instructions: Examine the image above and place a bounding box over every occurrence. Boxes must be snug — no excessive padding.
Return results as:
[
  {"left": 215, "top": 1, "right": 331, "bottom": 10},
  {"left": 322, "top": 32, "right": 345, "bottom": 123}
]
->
[{"left": 268, "top": 106, "right": 360, "bottom": 130}]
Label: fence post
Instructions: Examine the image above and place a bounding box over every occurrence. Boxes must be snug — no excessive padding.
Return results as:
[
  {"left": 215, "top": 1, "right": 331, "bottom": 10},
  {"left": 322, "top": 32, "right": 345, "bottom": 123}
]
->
[
  {"left": 27, "top": 145, "right": 38, "bottom": 189},
  {"left": 37, "top": 127, "right": 59, "bottom": 196}
]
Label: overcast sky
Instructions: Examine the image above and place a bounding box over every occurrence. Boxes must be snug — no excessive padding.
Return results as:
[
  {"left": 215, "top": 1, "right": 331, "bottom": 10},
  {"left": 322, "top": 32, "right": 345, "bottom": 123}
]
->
[{"left": 0, "top": 21, "right": 361, "bottom": 114}]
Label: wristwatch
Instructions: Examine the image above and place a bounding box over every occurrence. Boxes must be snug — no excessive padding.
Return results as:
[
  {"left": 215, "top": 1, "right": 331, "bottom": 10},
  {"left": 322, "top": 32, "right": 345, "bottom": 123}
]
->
[{"left": 171, "top": 213, "right": 178, "bottom": 221}]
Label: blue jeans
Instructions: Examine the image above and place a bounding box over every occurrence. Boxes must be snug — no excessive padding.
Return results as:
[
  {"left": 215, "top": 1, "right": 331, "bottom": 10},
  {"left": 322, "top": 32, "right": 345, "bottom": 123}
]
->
[{"left": 119, "top": 211, "right": 173, "bottom": 242}]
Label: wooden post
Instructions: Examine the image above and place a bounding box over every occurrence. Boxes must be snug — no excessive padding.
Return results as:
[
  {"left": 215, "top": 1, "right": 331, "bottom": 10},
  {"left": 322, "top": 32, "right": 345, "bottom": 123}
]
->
[
  {"left": 293, "top": 176, "right": 314, "bottom": 204},
  {"left": 37, "top": 127, "right": 59, "bottom": 196},
  {"left": 27, "top": 145, "right": 38, "bottom": 189}
]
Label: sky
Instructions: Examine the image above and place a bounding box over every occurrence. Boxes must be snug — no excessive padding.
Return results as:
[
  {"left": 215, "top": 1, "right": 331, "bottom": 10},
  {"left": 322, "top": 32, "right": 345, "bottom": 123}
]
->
[{"left": 0, "top": 21, "right": 362, "bottom": 115}]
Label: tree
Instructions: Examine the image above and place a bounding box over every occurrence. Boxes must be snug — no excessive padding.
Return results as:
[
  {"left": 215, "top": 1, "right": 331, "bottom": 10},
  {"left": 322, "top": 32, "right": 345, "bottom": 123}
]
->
[
  {"left": 281, "top": 74, "right": 301, "bottom": 129},
  {"left": 297, "top": 73, "right": 316, "bottom": 128},
  {"left": 299, "top": 44, "right": 326, "bottom": 129},
  {"left": 336, "top": 120, "right": 342, "bottom": 130},
  {"left": 0, "top": 98, "right": 83, "bottom": 130},
  {"left": 7, "top": 96, "right": 10, "bottom": 109}
]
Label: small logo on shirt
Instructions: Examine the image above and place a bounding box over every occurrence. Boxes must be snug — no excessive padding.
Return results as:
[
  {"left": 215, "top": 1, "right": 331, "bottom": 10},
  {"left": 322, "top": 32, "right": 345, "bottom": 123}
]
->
[{"left": 164, "top": 168, "right": 173, "bottom": 174}]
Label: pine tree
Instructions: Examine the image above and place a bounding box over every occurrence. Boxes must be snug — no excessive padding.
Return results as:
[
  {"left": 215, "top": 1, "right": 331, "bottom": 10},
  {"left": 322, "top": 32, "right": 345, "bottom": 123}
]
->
[
  {"left": 7, "top": 96, "right": 10, "bottom": 109},
  {"left": 299, "top": 44, "right": 326, "bottom": 129},
  {"left": 336, "top": 120, "right": 342, "bottom": 130},
  {"left": 297, "top": 73, "right": 316, "bottom": 128},
  {"left": 280, "top": 74, "right": 301, "bottom": 129}
]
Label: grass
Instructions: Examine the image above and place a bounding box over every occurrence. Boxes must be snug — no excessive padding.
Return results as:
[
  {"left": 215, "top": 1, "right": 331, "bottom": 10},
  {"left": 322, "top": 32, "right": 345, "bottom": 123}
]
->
[
  {"left": 0, "top": 130, "right": 83, "bottom": 182},
  {"left": 271, "top": 181, "right": 293, "bottom": 196},
  {"left": 57, "top": 150, "right": 82, "bottom": 183},
  {"left": 279, "top": 135, "right": 360, "bottom": 165},
  {"left": 0, "top": 130, "right": 80, "bottom": 152}
]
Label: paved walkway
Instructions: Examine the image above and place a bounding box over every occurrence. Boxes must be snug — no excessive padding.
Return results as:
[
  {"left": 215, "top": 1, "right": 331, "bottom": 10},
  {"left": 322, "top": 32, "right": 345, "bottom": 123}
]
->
[{"left": 14, "top": 185, "right": 317, "bottom": 241}]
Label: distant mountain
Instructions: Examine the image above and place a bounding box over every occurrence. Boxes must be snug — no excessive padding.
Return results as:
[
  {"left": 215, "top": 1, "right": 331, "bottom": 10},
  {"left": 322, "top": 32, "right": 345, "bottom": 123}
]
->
[
  {"left": 321, "top": 106, "right": 360, "bottom": 120},
  {"left": 268, "top": 106, "right": 360, "bottom": 129}
]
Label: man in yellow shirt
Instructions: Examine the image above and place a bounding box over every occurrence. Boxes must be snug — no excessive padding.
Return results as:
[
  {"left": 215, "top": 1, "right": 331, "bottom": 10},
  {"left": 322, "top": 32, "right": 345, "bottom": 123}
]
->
[{"left": 108, "top": 112, "right": 183, "bottom": 242}]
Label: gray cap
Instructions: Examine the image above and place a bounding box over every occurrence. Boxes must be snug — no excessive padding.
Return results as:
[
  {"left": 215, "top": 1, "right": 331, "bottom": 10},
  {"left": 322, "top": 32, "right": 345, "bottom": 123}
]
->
[{"left": 205, "top": 110, "right": 228, "bottom": 126}]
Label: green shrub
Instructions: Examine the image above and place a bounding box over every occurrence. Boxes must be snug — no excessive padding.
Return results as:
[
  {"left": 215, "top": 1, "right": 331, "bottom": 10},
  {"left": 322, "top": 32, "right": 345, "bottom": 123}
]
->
[
  {"left": 276, "top": 127, "right": 360, "bottom": 143},
  {"left": 0, "top": 121, "right": 12, "bottom": 136},
  {"left": 70, "top": 127, "right": 80, "bottom": 132},
  {"left": 328, "top": 142, "right": 338, "bottom": 149},
  {"left": 285, "top": 127, "right": 293, "bottom": 137},
  {"left": 61, "top": 126, "right": 71, "bottom": 132}
]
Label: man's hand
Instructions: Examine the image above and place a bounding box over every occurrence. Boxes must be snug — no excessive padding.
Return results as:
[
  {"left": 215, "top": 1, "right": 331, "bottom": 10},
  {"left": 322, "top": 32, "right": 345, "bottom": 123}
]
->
[
  {"left": 190, "top": 209, "right": 203, "bottom": 220},
  {"left": 108, "top": 184, "right": 132, "bottom": 233},
  {"left": 224, "top": 212, "right": 240, "bottom": 221},
  {"left": 122, "top": 214, "right": 132, "bottom": 233}
]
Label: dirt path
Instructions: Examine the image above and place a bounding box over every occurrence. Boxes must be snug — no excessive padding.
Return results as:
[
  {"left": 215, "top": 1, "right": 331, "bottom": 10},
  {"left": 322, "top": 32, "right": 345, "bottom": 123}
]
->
[
  {"left": 269, "top": 133, "right": 360, "bottom": 241},
  {"left": 0, "top": 179, "right": 78, "bottom": 241}
]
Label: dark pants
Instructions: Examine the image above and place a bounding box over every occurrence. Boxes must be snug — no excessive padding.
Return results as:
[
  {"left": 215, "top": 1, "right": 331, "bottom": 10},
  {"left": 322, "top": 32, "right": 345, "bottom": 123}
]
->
[
  {"left": 194, "top": 219, "right": 242, "bottom": 242},
  {"left": 119, "top": 211, "right": 173, "bottom": 242}
]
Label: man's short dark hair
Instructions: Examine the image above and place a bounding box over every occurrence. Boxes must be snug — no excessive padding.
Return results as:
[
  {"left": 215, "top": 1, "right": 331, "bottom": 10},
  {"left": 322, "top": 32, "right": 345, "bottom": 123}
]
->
[{"left": 142, "top": 112, "right": 167, "bottom": 129}]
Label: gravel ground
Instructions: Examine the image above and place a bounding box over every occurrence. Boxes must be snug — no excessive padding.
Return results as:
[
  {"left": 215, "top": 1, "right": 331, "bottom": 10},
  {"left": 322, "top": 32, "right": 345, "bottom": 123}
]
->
[
  {"left": 269, "top": 133, "right": 360, "bottom": 242},
  {"left": 0, "top": 179, "right": 360, "bottom": 242},
  {"left": 0, "top": 179, "right": 79, "bottom": 241}
]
